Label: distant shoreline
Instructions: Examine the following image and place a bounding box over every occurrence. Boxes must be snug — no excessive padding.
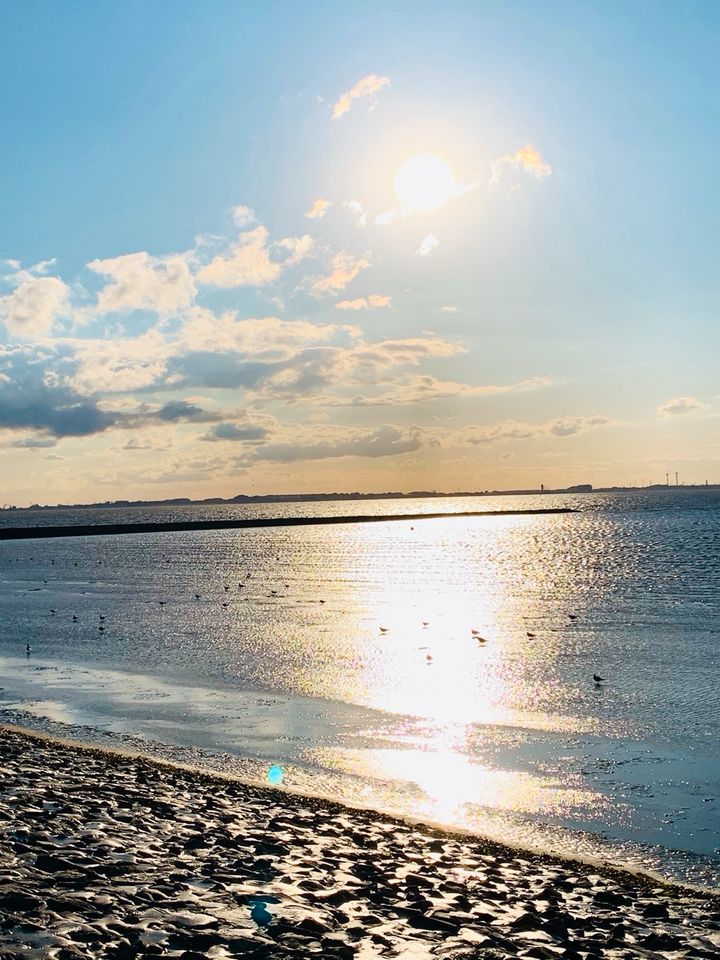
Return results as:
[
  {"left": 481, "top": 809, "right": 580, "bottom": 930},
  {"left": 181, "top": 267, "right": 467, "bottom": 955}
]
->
[
  {"left": 0, "top": 507, "right": 574, "bottom": 540},
  {"left": 2, "top": 483, "right": 718, "bottom": 514}
]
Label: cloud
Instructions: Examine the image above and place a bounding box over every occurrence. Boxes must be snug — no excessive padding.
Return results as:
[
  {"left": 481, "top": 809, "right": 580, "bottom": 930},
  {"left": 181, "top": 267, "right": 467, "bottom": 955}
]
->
[
  {"left": 254, "top": 335, "right": 465, "bottom": 402},
  {"left": 64, "top": 329, "right": 171, "bottom": 395},
  {"left": 275, "top": 234, "right": 315, "bottom": 265},
  {"left": 491, "top": 143, "right": 552, "bottom": 184},
  {"left": 153, "top": 400, "right": 220, "bottom": 423},
  {"left": 441, "top": 305, "right": 458, "bottom": 313},
  {"left": 335, "top": 294, "right": 391, "bottom": 311},
  {"left": 416, "top": 234, "right": 439, "bottom": 258},
  {"left": 312, "top": 251, "right": 370, "bottom": 293},
  {"left": 196, "top": 227, "right": 313, "bottom": 288},
  {"left": 231, "top": 205, "right": 256, "bottom": 227},
  {"left": 305, "top": 198, "right": 332, "bottom": 219},
  {"left": 242, "top": 424, "right": 424, "bottom": 464},
  {"left": 657, "top": 396, "right": 708, "bottom": 417},
  {"left": 374, "top": 207, "right": 406, "bottom": 227},
  {"left": 343, "top": 200, "right": 367, "bottom": 227},
  {"left": 463, "top": 414, "right": 611, "bottom": 445},
  {"left": 4, "top": 436, "right": 58, "bottom": 449},
  {"left": 332, "top": 74, "right": 390, "bottom": 119},
  {"left": 88, "top": 252, "right": 196, "bottom": 317},
  {"left": 326, "top": 375, "right": 552, "bottom": 407},
  {"left": 195, "top": 226, "right": 282, "bottom": 288},
  {"left": 202, "top": 421, "right": 270, "bottom": 443},
  {"left": 0, "top": 275, "right": 70, "bottom": 338}
]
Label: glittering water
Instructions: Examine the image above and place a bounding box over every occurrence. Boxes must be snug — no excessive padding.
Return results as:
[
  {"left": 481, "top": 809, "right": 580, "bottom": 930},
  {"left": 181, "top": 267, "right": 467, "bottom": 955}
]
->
[{"left": 0, "top": 490, "right": 718, "bottom": 888}]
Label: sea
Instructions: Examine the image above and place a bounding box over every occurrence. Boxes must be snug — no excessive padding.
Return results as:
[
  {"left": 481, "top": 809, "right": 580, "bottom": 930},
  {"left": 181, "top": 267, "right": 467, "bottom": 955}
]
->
[{"left": 0, "top": 489, "right": 718, "bottom": 890}]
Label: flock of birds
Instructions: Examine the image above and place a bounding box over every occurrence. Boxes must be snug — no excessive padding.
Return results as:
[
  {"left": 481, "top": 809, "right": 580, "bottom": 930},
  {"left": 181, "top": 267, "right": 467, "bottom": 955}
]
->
[{"left": 14, "top": 551, "right": 609, "bottom": 685}]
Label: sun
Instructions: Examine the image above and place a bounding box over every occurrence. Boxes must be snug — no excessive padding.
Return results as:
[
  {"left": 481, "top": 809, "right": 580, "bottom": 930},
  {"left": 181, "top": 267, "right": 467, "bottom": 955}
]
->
[{"left": 394, "top": 153, "right": 457, "bottom": 212}]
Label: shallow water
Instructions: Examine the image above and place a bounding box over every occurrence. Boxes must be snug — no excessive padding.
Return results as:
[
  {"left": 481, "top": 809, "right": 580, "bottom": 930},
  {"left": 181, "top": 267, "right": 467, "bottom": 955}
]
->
[{"left": 1, "top": 490, "right": 719, "bottom": 888}]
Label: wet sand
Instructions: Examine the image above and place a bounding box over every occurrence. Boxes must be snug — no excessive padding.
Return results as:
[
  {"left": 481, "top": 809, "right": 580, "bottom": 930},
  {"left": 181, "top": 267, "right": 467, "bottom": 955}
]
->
[{"left": 0, "top": 725, "right": 718, "bottom": 959}]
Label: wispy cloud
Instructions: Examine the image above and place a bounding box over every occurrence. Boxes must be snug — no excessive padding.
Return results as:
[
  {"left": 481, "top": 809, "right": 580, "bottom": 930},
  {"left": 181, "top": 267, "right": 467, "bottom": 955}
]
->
[
  {"left": 343, "top": 200, "right": 367, "bottom": 227},
  {"left": 305, "top": 198, "right": 332, "bottom": 219},
  {"left": 313, "top": 251, "right": 370, "bottom": 293},
  {"left": 332, "top": 74, "right": 390, "bottom": 119},
  {"left": 491, "top": 143, "right": 552, "bottom": 184},
  {"left": 325, "top": 375, "right": 552, "bottom": 407},
  {"left": 231, "top": 205, "right": 256, "bottom": 227},
  {"left": 416, "top": 234, "right": 439, "bottom": 258},
  {"left": 335, "top": 294, "right": 391, "bottom": 310},
  {"left": 657, "top": 396, "right": 708, "bottom": 417},
  {"left": 462, "top": 414, "right": 611, "bottom": 445}
]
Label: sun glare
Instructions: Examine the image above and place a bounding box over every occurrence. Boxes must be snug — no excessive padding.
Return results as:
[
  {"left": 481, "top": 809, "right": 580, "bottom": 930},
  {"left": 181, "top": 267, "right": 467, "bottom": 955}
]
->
[{"left": 394, "top": 153, "right": 457, "bottom": 212}]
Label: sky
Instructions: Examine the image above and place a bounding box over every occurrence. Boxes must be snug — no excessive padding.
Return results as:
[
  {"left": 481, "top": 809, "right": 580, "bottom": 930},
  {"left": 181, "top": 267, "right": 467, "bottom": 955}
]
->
[{"left": 1, "top": 0, "right": 719, "bottom": 506}]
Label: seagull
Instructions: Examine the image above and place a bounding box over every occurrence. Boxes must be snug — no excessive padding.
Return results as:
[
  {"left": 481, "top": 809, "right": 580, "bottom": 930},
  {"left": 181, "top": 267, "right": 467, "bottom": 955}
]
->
[
  {"left": 421, "top": 621, "right": 429, "bottom": 627},
  {"left": 593, "top": 673, "right": 606, "bottom": 683},
  {"left": 222, "top": 602, "right": 229, "bottom": 608},
  {"left": 568, "top": 614, "right": 578, "bottom": 621},
  {"left": 224, "top": 585, "right": 230, "bottom": 591},
  {"left": 527, "top": 632, "right": 536, "bottom": 639},
  {"left": 195, "top": 593, "right": 201, "bottom": 599},
  {"left": 71, "top": 615, "right": 78, "bottom": 622},
  {"left": 99, "top": 626, "right": 105, "bottom": 633},
  {"left": 425, "top": 653, "right": 433, "bottom": 662},
  {"left": 158, "top": 601, "right": 165, "bottom": 606},
  {"left": 49, "top": 609, "right": 56, "bottom": 615},
  {"left": 26, "top": 642, "right": 31, "bottom": 654},
  {"left": 379, "top": 627, "right": 389, "bottom": 634},
  {"left": 99, "top": 615, "right": 106, "bottom": 621}
]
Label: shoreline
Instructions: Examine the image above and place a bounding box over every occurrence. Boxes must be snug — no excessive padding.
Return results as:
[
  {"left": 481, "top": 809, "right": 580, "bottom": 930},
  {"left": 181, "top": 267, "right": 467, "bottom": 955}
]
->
[
  {"left": 1, "top": 724, "right": 719, "bottom": 959},
  {"left": 3, "top": 722, "right": 718, "bottom": 901},
  {"left": 0, "top": 507, "right": 574, "bottom": 540}
]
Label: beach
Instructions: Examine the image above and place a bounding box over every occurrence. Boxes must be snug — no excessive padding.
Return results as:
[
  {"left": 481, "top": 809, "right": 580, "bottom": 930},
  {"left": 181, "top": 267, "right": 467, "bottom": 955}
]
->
[{"left": 1, "top": 725, "right": 718, "bottom": 960}]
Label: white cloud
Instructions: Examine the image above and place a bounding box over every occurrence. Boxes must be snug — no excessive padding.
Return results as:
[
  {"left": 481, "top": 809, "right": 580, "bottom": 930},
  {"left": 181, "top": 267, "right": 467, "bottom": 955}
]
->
[
  {"left": 195, "top": 227, "right": 281, "bottom": 288},
  {"left": 343, "top": 200, "right": 367, "bottom": 227},
  {"left": 374, "top": 207, "right": 406, "bottom": 227},
  {"left": 335, "top": 294, "right": 391, "bottom": 310},
  {"left": 275, "top": 234, "right": 315, "bottom": 265},
  {"left": 332, "top": 73, "right": 390, "bottom": 119},
  {"left": 232, "top": 205, "right": 256, "bottom": 227},
  {"left": 0, "top": 275, "right": 70, "bottom": 338},
  {"left": 657, "top": 396, "right": 708, "bottom": 417},
  {"left": 441, "top": 305, "right": 458, "bottom": 313},
  {"left": 313, "top": 251, "right": 370, "bottom": 293},
  {"left": 88, "top": 252, "right": 196, "bottom": 317},
  {"left": 305, "top": 198, "right": 332, "bottom": 219},
  {"left": 196, "top": 226, "right": 313, "bottom": 288},
  {"left": 416, "top": 234, "right": 439, "bottom": 258},
  {"left": 491, "top": 143, "right": 552, "bottom": 184}
]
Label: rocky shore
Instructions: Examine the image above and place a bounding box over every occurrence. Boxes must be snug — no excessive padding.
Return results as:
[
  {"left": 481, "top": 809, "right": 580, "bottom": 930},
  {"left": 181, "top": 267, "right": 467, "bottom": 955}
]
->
[{"left": 0, "top": 726, "right": 718, "bottom": 959}]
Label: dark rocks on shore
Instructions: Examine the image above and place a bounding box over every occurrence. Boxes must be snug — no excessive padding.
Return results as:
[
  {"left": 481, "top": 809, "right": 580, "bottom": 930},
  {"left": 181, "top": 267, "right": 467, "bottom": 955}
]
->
[{"left": 0, "top": 726, "right": 718, "bottom": 959}]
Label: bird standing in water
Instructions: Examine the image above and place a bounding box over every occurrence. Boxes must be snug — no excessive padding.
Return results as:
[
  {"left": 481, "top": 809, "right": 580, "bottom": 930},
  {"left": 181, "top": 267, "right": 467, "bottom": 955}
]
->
[{"left": 593, "top": 673, "right": 606, "bottom": 683}]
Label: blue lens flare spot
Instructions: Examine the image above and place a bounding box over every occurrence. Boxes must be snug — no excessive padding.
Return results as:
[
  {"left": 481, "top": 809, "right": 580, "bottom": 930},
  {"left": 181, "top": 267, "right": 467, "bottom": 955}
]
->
[{"left": 267, "top": 764, "right": 284, "bottom": 785}]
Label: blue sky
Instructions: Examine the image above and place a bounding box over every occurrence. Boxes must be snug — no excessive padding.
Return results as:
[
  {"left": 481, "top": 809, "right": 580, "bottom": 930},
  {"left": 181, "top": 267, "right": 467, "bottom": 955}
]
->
[{"left": 1, "top": 1, "right": 718, "bottom": 505}]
